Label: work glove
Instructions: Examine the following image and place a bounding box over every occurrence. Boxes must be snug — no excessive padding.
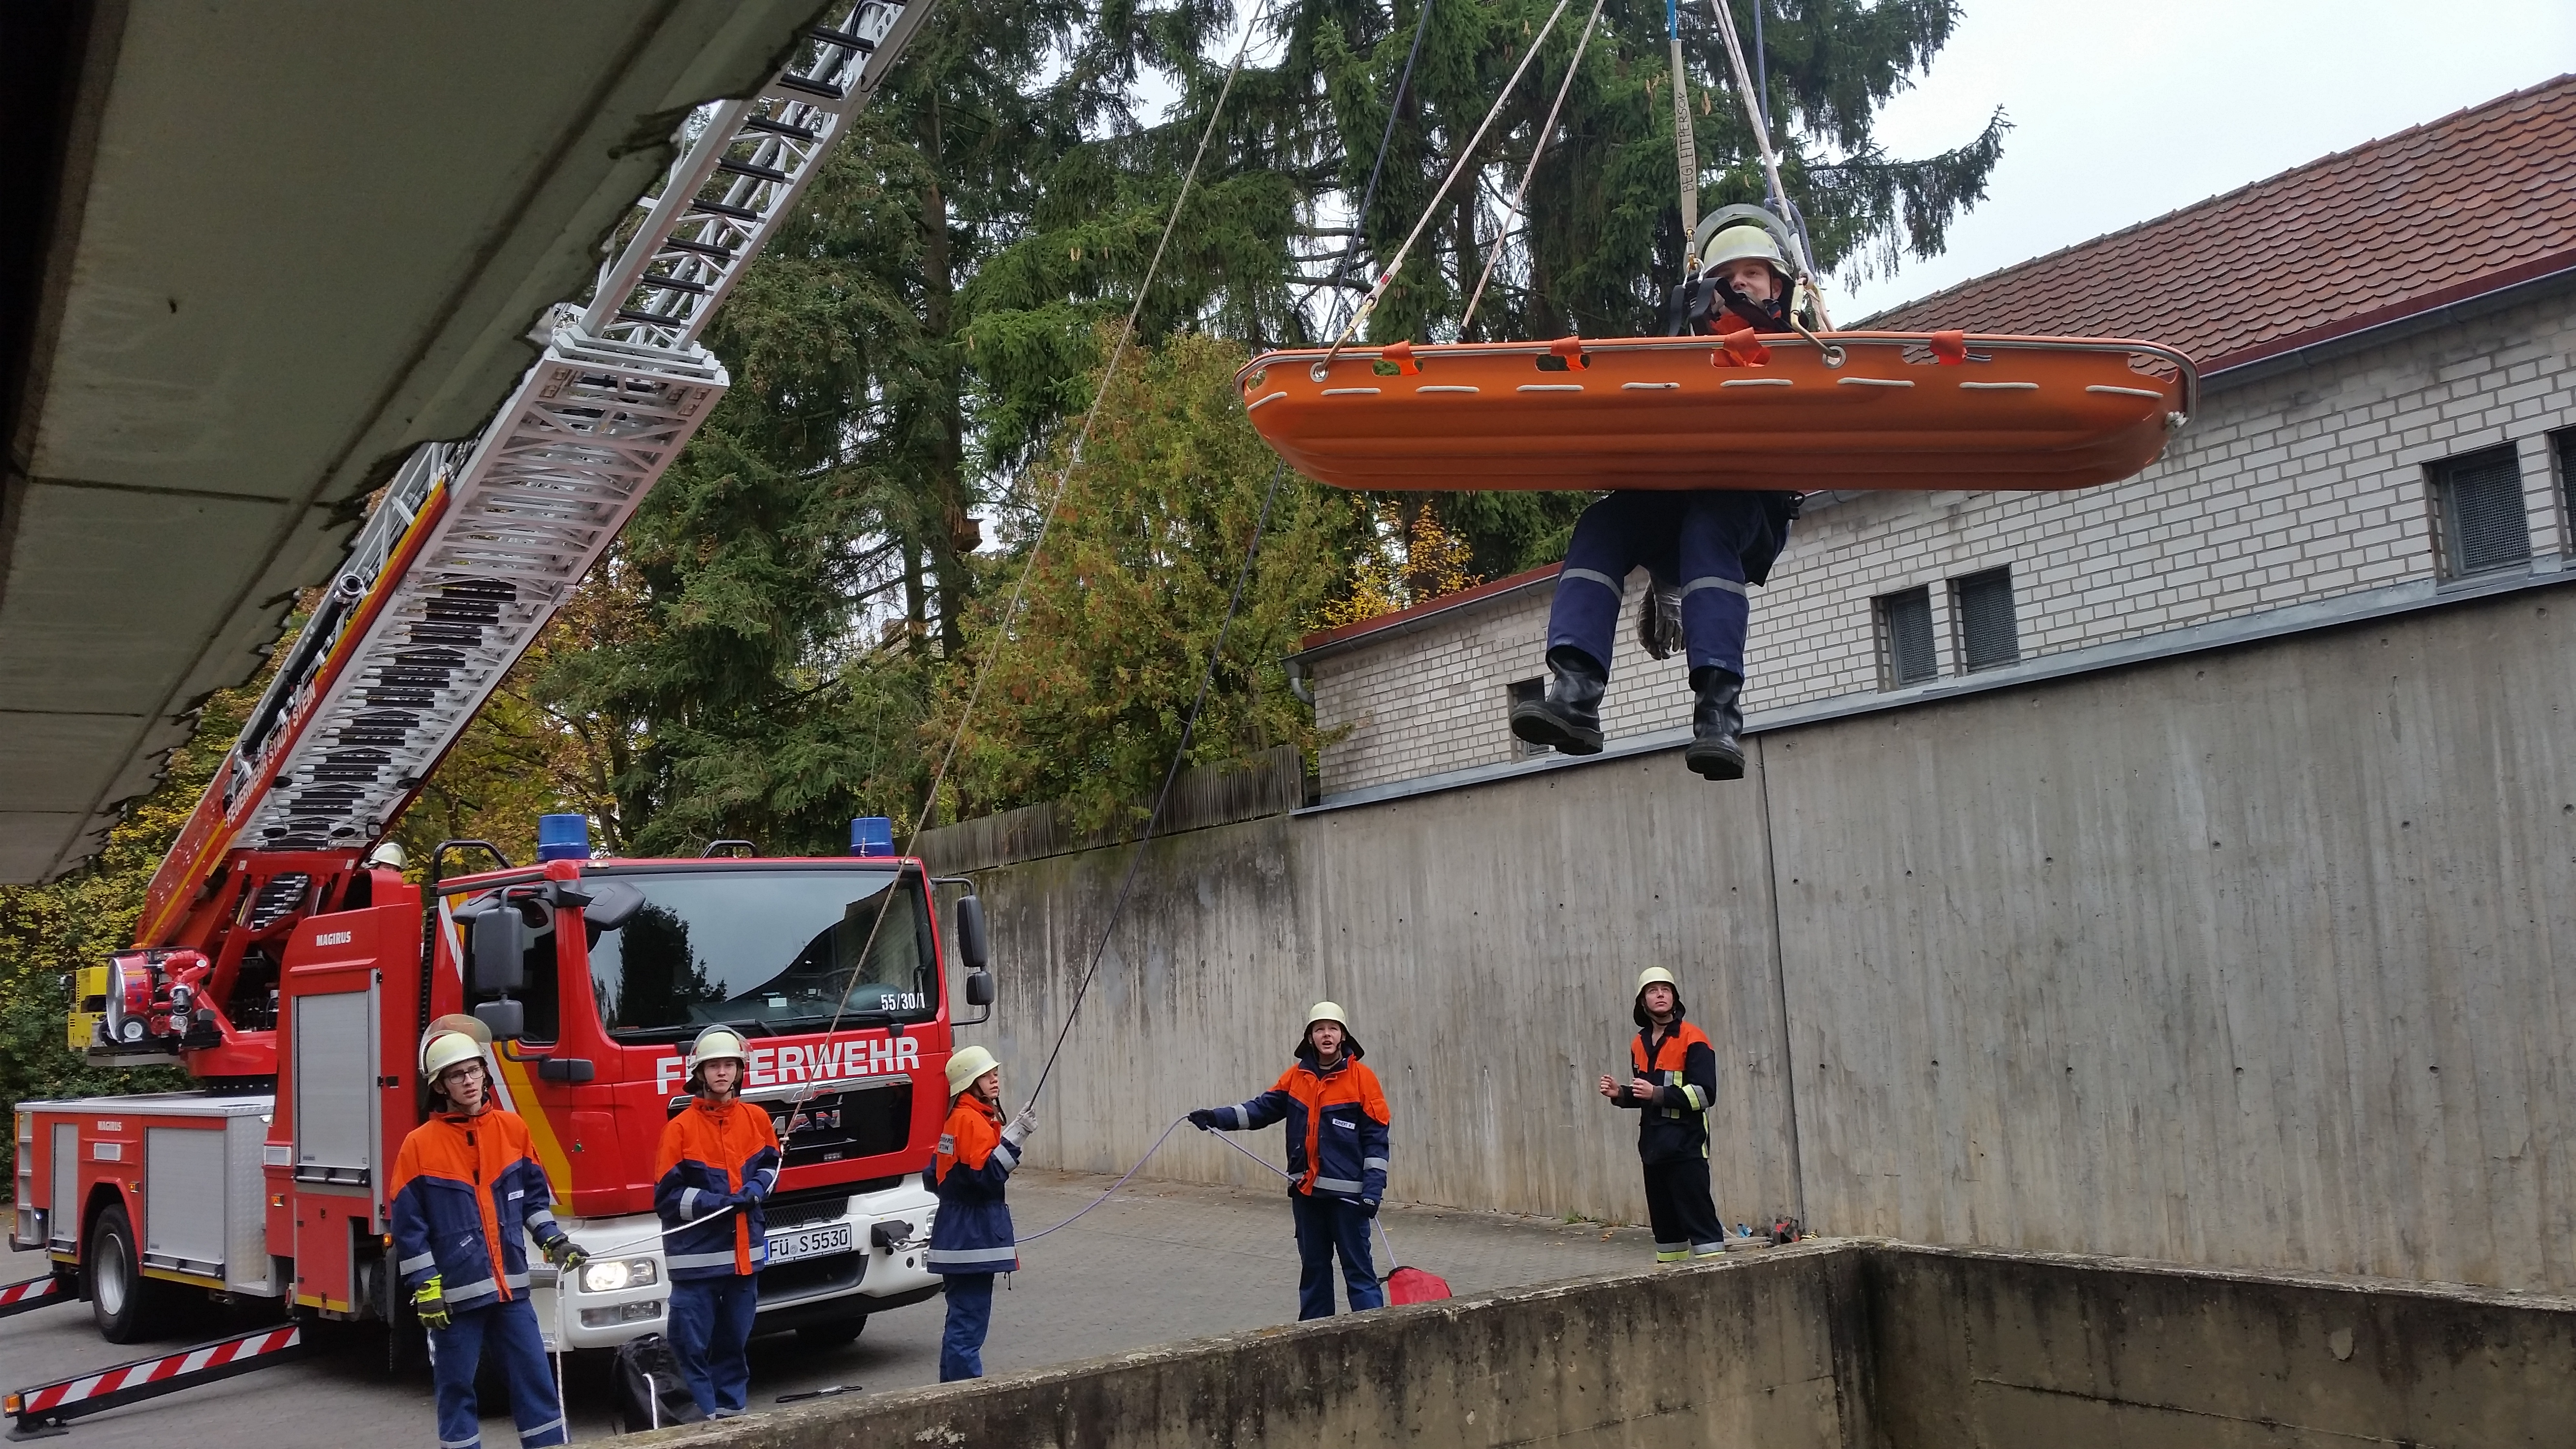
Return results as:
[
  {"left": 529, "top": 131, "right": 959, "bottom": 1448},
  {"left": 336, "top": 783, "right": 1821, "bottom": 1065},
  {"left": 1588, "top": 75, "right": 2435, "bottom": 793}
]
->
[
  {"left": 1638, "top": 583, "right": 1684, "bottom": 660},
  {"left": 411, "top": 1275, "right": 451, "bottom": 1331},
  {"left": 541, "top": 1236, "right": 589, "bottom": 1272},
  {"left": 1187, "top": 1109, "right": 1217, "bottom": 1130},
  {"left": 1357, "top": 1198, "right": 1382, "bottom": 1219},
  {"left": 1000, "top": 1112, "right": 1038, "bottom": 1150}
]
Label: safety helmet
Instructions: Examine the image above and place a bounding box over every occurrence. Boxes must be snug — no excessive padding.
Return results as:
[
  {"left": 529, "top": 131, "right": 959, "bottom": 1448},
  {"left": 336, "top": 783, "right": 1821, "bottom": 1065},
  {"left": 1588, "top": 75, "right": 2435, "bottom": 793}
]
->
[
  {"left": 686, "top": 1026, "right": 749, "bottom": 1091},
  {"left": 1306, "top": 1001, "right": 1349, "bottom": 1033},
  {"left": 422, "top": 1030, "right": 483, "bottom": 1081},
  {"left": 1697, "top": 224, "right": 1789, "bottom": 279},
  {"left": 362, "top": 841, "right": 408, "bottom": 871},
  {"left": 946, "top": 1044, "right": 1000, "bottom": 1098},
  {"left": 1634, "top": 966, "right": 1680, "bottom": 998}
]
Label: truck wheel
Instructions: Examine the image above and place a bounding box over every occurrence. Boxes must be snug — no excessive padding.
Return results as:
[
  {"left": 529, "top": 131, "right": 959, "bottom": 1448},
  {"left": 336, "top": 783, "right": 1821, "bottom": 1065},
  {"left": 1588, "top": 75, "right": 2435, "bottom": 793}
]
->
[
  {"left": 797, "top": 1314, "right": 868, "bottom": 1349},
  {"left": 89, "top": 1202, "right": 167, "bottom": 1343}
]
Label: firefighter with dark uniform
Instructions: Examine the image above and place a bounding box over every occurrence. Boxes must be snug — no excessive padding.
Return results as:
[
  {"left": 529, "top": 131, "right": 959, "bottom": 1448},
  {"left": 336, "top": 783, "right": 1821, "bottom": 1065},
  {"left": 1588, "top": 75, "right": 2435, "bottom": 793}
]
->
[
  {"left": 390, "top": 1028, "right": 587, "bottom": 1449},
  {"left": 653, "top": 1026, "right": 782, "bottom": 1419},
  {"left": 1597, "top": 967, "right": 1726, "bottom": 1262},
  {"left": 1190, "top": 1002, "right": 1392, "bottom": 1319},
  {"left": 1509, "top": 224, "right": 1807, "bottom": 782},
  {"left": 927, "top": 1044, "right": 1035, "bottom": 1381}
]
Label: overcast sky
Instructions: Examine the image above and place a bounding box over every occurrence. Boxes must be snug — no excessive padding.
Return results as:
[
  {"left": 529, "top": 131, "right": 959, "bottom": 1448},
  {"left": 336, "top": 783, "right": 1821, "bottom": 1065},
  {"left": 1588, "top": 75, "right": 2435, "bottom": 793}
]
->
[{"left": 1826, "top": 0, "right": 2576, "bottom": 320}]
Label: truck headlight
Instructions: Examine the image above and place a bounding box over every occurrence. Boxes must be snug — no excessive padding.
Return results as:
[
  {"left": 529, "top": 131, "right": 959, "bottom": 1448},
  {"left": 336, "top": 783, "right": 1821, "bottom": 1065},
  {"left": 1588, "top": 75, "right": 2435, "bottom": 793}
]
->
[{"left": 580, "top": 1256, "right": 659, "bottom": 1293}]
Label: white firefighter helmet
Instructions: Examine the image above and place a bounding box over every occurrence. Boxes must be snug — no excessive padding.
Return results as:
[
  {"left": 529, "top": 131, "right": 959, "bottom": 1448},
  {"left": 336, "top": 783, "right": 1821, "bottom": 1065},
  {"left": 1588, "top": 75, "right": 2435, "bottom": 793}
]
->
[
  {"left": 362, "top": 840, "right": 408, "bottom": 871},
  {"left": 687, "top": 1026, "right": 750, "bottom": 1088},
  {"left": 1305, "top": 1001, "right": 1349, "bottom": 1033},
  {"left": 1696, "top": 224, "right": 1789, "bottom": 280},
  {"left": 946, "top": 1044, "right": 1000, "bottom": 1097},
  {"left": 422, "top": 1030, "right": 483, "bottom": 1081},
  {"left": 1634, "top": 966, "right": 1680, "bottom": 998}
]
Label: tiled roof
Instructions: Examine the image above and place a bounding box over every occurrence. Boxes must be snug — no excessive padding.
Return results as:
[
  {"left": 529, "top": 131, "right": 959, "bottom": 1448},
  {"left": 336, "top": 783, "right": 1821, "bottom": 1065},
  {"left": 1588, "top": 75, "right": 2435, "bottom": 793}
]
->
[
  {"left": 1864, "top": 76, "right": 2576, "bottom": 370},
  {"left": 1295, "top": 564, "right": 1558, "bottom": 655}
]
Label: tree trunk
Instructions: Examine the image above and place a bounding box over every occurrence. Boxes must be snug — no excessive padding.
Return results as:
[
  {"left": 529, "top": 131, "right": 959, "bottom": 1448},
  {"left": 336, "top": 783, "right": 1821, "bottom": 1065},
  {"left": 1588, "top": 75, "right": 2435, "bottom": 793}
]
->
[{"left": 918, "top": 93, "right": 970, "bottom": 659}]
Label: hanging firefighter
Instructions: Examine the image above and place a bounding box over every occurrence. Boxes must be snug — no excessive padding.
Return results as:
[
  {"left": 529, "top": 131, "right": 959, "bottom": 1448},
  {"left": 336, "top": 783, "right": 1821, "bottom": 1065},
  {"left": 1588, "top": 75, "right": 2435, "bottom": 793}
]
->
[
  {"left": 653, "top": 1026, "right": 781, "bottom": 1420},
  {"left": 390, "top": 1026, "right": 587, "bottom": 1449},
  {"left": 1189, "top": 1002, "right": 1392, "bottom": 1320},
  {"left": 1508, "top": 222, "right": 1807, "bottom": 782}
]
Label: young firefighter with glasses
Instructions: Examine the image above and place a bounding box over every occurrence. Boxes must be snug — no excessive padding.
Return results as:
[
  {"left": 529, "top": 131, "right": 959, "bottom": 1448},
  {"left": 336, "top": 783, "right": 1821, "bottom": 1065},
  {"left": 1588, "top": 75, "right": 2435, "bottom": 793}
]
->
[{"left": 391, "top": 1027, "right": 587, "bottom": 1449}]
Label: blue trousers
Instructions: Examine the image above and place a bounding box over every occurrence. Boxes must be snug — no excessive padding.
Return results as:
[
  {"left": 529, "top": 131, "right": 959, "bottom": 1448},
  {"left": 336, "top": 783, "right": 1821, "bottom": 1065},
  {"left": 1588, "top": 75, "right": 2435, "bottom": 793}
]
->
[
  {"left": 1547, "top": 490, "right": 1779, "bottom": 676},
  {"left": 668, "top": 1275, "right": 759, "bottom": 1418},
  {"left": 1289, "top": 1191, "right": 1383, "bottom": 1320},
  {"left": 939, "top": 1273, "right": 995, "bottom": 1381},
  {"left": 424, "top": 1296, "right": 566, "bottom": 1449}
]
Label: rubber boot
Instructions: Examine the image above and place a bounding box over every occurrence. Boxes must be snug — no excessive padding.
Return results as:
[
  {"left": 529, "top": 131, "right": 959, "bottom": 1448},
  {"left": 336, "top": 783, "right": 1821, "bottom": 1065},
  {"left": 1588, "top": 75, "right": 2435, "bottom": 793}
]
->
[
  {"left": 1683, "top": 667, "right": 1746, "bottom": 781},
  {"left": 1510, "top": 647, "right": 1607, "bottom": 756}
]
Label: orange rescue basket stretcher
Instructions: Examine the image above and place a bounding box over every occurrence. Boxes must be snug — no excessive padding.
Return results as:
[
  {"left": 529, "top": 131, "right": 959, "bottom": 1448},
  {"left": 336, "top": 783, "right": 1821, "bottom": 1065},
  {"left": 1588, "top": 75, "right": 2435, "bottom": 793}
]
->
[{"left": 1237, "top": 331, "right": 2198, "bottom": 494}]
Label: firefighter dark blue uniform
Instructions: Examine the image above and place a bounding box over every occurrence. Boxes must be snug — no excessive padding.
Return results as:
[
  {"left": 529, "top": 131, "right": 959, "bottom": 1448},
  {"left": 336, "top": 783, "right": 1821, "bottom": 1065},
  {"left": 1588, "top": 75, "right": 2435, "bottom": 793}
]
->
[
  {"left": 1191, "top": 1003, "right": 1391, "bottom": 1319},
  {"left": 653, "top": 1027, "right": 781, "bottom": 1420},
  {"left": 390, "top": 1035, "right": 579, "bottom": 1449},
  {"left": 927, "top": 1043, "right": 1030, "bottom": 1381},
  {"left": 1604, "top": 968, "right": 1726, "bottom": 1261},
  {"left": 1511, "top": 227, "right": 1803, "bottom": 782}
]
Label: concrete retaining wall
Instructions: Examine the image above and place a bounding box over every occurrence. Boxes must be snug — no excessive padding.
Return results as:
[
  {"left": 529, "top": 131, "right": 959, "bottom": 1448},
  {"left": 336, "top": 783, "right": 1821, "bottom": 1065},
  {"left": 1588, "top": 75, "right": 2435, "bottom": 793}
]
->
[
  {"left": 639, "top": 1243, "right": 2576, "bottom": 1448},
  {"left": 942, "top": 585, "right": 2576, "bottom": 1291}
]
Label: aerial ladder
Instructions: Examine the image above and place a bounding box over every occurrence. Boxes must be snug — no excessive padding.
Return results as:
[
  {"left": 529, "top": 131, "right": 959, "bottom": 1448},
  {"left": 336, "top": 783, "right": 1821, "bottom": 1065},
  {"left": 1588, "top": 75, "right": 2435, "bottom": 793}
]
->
[{"left": 6, "top": 6, "right": 991, "bottom": 1436}]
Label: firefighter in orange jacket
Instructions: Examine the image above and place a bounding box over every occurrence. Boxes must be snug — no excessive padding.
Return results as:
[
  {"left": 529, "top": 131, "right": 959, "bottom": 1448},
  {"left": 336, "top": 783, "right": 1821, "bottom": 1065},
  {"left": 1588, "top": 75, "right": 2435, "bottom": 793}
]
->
[
  {"left": 928, "top": 1044, "right": 1036, "bottom": 1380},
  {"left": 654, "top": 1027, "right": 782, "bottom": 1419},
  {"left": 1598, "top": 967, "right": 1726, "bottom": 1262},
  {"left": 1191, "top": 1002, "right": 1391, "bottom": 1318},
  {"left": 390, "top": 1029, "right": 586, "bottom": 1449}
]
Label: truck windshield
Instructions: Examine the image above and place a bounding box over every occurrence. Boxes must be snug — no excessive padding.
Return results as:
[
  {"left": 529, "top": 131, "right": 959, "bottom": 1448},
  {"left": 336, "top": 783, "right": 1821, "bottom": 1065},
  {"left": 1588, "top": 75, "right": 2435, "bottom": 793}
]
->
[{"left": 585, "top": 867, "right": 937, "bottom": 1042}]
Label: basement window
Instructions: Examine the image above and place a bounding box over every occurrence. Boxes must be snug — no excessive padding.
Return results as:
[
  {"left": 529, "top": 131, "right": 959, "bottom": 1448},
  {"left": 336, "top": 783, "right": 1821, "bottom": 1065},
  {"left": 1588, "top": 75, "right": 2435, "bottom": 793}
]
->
[
  {"left": 2554, "top": 428, "right": 2576, "bottom": 551},
  {"left": 1876, "top": 588, "right": 1937, "bottom": 689},
  {"left": 1951, "top": 568, "right": 2021, "bottom": 673},
  {"left": 2431, "top": 446, "right": 2529, "bottom": 578},
  {"left": 1508, "top": 677, "right": 1550, "bottom": 758}
]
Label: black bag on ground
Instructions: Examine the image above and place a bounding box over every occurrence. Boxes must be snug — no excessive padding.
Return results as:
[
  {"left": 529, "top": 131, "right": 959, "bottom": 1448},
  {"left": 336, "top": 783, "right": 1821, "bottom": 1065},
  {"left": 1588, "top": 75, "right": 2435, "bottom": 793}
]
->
[{"left": 612, "top": 1334, "right": 706, "bottom": 1433}]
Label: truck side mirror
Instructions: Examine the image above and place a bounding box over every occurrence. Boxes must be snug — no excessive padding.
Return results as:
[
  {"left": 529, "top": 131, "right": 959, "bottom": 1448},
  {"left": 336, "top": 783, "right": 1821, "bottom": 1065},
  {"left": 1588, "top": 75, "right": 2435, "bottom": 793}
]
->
[
  {"left": 953, "top": 895, "right": 989, "bottom": 972},
  {"left": 583, "top": 881, "right": 646, "bottom": 932},
  {"left": 470, "top": 903, "right": 526, "bottom": 995},
  {"left": 966, "top": 970, "right": 995, "bottom": 1008},
  {"left": 474, "top": 998, "right": 525, "bottom": 1042}
]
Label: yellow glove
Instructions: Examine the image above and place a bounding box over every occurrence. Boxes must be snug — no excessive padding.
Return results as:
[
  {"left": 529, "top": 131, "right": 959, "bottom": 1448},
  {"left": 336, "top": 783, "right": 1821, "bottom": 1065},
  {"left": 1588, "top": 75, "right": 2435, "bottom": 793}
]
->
[
  {"left": 542, "top": 1237, "right": 589, "bottom": 1272},
  {"left": 412, "top": 1274, "right": 450, "bottom": 1331}
]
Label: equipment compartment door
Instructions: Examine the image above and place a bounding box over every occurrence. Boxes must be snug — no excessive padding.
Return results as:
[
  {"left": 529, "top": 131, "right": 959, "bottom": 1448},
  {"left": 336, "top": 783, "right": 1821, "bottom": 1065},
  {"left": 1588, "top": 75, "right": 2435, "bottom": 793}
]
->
[
  {"left": 49, "top": 1123, "right": 77, "bottom": 1248},
  {"left": 144, "top": 1127, "right": 228, "bottom": 1279},
  {"left": 291, "top": 989, "right": 378, "bottom": 1186}
]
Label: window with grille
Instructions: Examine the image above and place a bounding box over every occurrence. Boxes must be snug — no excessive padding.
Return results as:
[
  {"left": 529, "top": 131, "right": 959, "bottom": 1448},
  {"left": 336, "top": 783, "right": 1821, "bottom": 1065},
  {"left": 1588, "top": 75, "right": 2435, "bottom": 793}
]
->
[
  {"left": 2555, "top": 429, "right": 2576, "bottom": 547},
  {"left": 1507, "top": 677, "right": 1550, "bottom": 757},
  {"left": 1952, "top": 567, "right": 2020, "bottom": 673},
  {"left": 1876, "top": 587, "right": 1936, "bottom": 689},
  {"left": 2431, "top": 446, "right": 2528, "bottom": 578}
]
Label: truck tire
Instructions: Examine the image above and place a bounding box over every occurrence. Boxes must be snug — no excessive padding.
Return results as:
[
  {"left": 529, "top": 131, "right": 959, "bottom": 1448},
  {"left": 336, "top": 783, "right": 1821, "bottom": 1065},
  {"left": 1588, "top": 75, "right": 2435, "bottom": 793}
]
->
[
  {"left": 797, "top": 1313, "right": 868, "bottom": 1349},
  {"left": 89, "top": 1202, "right": 168, "bottom": 1343}
]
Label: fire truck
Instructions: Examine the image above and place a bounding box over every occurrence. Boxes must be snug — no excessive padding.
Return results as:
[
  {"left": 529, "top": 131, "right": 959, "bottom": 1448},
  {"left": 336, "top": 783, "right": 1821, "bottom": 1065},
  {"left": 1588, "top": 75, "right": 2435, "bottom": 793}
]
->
[{"left": 3, "top": 1, "right": 973, "bottom": 1427}]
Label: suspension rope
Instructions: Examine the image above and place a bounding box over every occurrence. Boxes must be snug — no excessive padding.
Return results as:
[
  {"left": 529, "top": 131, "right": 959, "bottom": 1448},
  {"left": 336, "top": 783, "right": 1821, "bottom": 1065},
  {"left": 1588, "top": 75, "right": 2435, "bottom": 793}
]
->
[
  {"left": 1024, "top": 459, "right": 1287, "bottom": 1109},
  {"left": 1330, "top": 0, "right": 1437, "bottom": 327},
  {"left": 783, "top": 0, "right": 1280, "bottom": 1116},
  {"left": 1701, "top": 0, "right": 1833, "bottom": 330},
  {"left": 1320, "top": 0, "right": 1575, "bottom": 371},
  {"left": 1667, "top": 0, "right": 1699, "bottom": 238},
  {"left": 1461, "top": 0, "right": 1606, "bottom": 332}
]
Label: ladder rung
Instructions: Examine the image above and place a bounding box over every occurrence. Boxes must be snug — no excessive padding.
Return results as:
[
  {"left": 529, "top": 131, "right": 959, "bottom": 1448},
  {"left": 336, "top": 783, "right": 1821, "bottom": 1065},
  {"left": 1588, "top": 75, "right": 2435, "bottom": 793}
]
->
[
  {"left": 740, "top": 116, "right": 822, "bottom": 141},
  {"left": 715, "top": 157, "right": 794, "bottom": 185},
  {"left": 772, "top": 73, "right": 846, "bottom": 101},
  {"left": 688, "top": 196, "right": 761, "bottom": 222},
  {"left": 806, "top": 24, "right": 877, "bottom": 52},
  {"left": 659, "top": 236, "right": 738, "bottom": 262},
  {"left": 634, "top": 272, "right": 711, "bottom": 296}
]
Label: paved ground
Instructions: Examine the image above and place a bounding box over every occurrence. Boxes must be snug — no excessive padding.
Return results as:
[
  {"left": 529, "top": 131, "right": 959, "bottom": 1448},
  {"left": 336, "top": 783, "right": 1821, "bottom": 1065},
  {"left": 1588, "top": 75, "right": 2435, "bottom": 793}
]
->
[{"left": 4, "top": 1171, "right": 1660, "bottom": 1446}]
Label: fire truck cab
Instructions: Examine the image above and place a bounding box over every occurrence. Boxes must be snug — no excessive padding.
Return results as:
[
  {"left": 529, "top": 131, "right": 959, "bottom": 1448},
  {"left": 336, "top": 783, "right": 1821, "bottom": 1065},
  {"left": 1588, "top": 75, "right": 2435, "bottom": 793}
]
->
[{"left": 14, "top": 821, "right": 992, "bottom": 1354}]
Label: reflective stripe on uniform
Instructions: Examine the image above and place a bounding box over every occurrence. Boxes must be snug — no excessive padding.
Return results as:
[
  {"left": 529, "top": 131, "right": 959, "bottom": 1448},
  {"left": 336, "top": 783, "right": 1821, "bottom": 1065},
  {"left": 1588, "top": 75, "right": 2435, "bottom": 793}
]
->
[
  {"left": 445, "top": 1276, "right": 498, "bottom": 1302},
  {"left": 399, "top": 1252, "right": 436, "bottom": 1275},
  {"left": 1691, "top": 1240, "right": 1726, "bottom": 1257},
  {"left": 1681, "top": 575, "right": 1746, "bottom": 598},
  {"left": 1676, "top": 1086, "right": 1706, "bottom": 1111},
  {"left": 926, "top": 1245, "right": 1019, "bottom": 1267},
  {"left": 1561, "top": 566, "right": 1623, "bottom": 594},
  {"left": 680, "top": 1187, "right": 703, "bottom": 1219},
  {"left": 441, "top": 1436, "right": 481, "bottom": 1449},
  {"left": 992, "top": 1140, "right": 1019, "bottom": 1171},
  {"left": 517, "top": 1417, "right": 565, "bottom": 1444},
  {"left": 1224, "top": 1105, "right": 1249, "bottom": 1129},
  {"left": 1311, "top": 1175, "right": 1365, "bottom": 1194},
  {"left": 666, "top": 1251, "right": 741, "bottom": 1272},
  {"left": 524, "top": 1209, "right": 557, "bottom": 1232},
  {"left": 1361, "top": 1156, "right": 1389, "bottom": 1172},
  {"left": 503, "top": 1272, "right": 530, "bottom": 1289}
]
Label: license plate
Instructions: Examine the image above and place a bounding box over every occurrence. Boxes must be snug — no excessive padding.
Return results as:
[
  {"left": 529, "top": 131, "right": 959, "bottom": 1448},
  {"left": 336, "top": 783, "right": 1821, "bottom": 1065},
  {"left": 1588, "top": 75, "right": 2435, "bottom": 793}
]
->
[{"left": 765, "top": 1222, "right": 854, "bottom": 1265}]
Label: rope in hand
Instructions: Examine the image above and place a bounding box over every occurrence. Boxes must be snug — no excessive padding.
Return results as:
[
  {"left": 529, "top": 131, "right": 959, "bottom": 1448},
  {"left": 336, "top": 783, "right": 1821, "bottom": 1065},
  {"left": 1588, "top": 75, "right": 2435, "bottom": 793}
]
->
[
  {"left": 779, "top": 0, "right": 1283, "bottom": 1123},
  {"left": 1198, "top": 1122, "right": 1410, "bottom": 1272}
]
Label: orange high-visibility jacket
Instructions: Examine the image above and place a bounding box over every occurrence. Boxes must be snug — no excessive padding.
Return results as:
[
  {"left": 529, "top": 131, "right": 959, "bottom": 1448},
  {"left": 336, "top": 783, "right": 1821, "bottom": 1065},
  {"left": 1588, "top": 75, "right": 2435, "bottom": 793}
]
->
[
  {"left": 654, "top": 1097, "right": 782, "bottom": 1279},
  {"left": 389, "top": 1108, "right": 566, "bottom": 1311}
]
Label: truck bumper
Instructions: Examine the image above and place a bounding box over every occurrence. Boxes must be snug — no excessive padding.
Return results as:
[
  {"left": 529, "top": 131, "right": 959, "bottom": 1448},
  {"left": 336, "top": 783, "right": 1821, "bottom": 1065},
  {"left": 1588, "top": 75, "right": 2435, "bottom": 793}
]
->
[{"left": 541, "top": 1181, "right": 941, "bottom": 1350}]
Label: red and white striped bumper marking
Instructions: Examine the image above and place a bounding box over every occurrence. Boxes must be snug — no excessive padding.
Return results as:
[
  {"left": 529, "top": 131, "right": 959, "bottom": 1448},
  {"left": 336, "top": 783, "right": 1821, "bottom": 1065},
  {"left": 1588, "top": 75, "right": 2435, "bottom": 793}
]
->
[
  {"left": 17, "top": 1325, "right": 300, "bottom": 1414},
  {"left": 0, "top": 1277, "right": 62, "bottom": 1317}
]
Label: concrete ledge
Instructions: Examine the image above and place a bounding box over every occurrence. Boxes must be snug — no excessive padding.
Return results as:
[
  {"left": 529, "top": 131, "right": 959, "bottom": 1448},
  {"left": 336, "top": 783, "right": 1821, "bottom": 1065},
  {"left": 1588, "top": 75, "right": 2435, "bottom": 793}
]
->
[{"left": 632, "top": 1241, "right": 2576, "bottom": 1447}]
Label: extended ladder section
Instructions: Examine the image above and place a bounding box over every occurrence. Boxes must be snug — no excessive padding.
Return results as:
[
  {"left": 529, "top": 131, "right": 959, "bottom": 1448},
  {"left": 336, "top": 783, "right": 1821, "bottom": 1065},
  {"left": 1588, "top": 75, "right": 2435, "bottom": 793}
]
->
[{"left": 139, "top": 1, "right": 929, "bottom": 932}]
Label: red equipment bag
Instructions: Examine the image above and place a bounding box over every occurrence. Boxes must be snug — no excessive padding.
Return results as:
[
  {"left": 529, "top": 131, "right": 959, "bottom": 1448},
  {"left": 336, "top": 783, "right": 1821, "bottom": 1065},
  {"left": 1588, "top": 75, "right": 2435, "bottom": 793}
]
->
[{"left": 1384, "top": 1265, "right": 1451, "bottom": 1305}]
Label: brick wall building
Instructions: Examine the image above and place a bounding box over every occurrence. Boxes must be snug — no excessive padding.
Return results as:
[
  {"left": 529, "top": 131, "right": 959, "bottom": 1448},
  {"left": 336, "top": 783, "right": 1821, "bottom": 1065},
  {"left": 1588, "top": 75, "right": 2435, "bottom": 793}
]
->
[{"left": 1292, "top": 78, "right": 2576, "bottom": 802}]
